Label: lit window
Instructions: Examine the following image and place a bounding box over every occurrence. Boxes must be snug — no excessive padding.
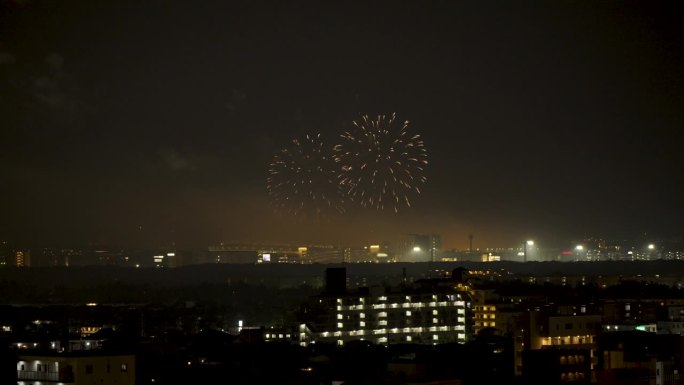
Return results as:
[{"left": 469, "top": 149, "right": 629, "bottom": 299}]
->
[
  {"left": 121, "top": 363, "right": 127, "bottom": 372},
  {"left": 379, "top": 312, "right": 387, "bottom": 318},
  {"left": 337, "top": 314, "right": 343, "bottom": 320},
  {"left": 360, "top": 321, "right": 366, "bottom": 327},
  {"left": 379, "top": 320, "right": 387, "bottom": 326},
  {"left": 432, "top": 318, "right": 438, "bottom": 324},
  {"left": 360, "top": 313, "right": 365, "bottom": 319},
  {"left": 406, "top": 336, "right": 412, "bottom": 342},
  {"left": 432, "top": 310, "right": 438, "bottom": 315},
  {"left": 432, "top": 334, "right": 439, "bottom": 340},
  {"left": 406, "top": 311, "right": 412, "bottom": 317},
  {"left": 337, "top": 322, "right": 343, "bottom": 328}
]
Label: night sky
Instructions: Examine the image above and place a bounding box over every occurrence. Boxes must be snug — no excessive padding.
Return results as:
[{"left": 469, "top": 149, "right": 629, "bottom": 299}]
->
[{"left": 1, "top": 0, "right": 683, "bottom": 249}]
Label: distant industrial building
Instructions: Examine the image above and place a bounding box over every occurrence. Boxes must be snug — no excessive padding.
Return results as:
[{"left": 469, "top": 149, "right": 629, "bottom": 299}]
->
[
  {"left": 403, "top": 234, "right": 441, "bottom": 262},
  {"left": 207, "top": 243, "right": 346, "bottom": 264},
  {"left": 343, "top": 243, "right": 396, "bottom": 263}
]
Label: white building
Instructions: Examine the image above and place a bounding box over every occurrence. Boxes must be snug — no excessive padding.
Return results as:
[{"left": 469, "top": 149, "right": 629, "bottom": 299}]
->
[{"left": 300, "top": 269, "right": 472, "bottom": 346}]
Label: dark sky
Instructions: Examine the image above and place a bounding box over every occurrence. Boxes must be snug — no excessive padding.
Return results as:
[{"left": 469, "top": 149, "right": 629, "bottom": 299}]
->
[{"left": 1, "top": 0, "right": 683, "bottom": 250}]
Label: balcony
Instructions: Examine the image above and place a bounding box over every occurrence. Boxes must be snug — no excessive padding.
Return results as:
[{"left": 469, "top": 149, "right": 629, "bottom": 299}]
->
[{"left": 17, "top": 370, "right": 74, "bottom": 383}]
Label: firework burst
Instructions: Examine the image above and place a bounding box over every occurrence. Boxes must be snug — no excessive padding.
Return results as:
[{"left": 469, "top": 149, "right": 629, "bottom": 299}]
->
[
  {"left": 334, "top": 113, "right": 428, "bottom": 212},
  {"left": 267, "top": 133, "right": 345, "bottom": 217}
]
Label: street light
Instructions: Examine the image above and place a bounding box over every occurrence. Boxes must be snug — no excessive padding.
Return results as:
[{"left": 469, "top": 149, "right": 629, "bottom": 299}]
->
[
  {"left": 646, "top": 244, "right": 656, "bottom": 261},
  {"left": 524, "top": 240, "right": 534, "bottom": 263}
]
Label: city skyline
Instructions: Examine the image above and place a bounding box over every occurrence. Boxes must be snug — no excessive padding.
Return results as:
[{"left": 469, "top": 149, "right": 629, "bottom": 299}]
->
[{"left": 2, "top": 1, "right": 683, "bottom": 250}]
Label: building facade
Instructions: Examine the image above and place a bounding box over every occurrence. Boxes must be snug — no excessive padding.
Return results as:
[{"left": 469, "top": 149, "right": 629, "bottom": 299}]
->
[
  {"left": 17, "top": 353, "right": 135, "bottom": 385},
  {"left": 299, "top": 268, "right": 472, "bottom": 346}
]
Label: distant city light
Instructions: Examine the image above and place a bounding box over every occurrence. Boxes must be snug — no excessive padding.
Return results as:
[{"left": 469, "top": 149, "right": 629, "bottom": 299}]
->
[
  {"left": 413, "top": 246, "right": 421, "bottom": 252},
  {"left": 576, "top": 245, "right": 584, "bottom": 251},
  {"left": 526, "top": 240, "right": 534, "bottom": 246},
  {"left": 648, "top": 244, "right": 655, "bottom": 250}
]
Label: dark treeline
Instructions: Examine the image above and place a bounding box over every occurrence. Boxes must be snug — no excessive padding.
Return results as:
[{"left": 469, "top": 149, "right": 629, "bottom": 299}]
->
[
  {"left": 2, "top": 260, "right": 684, "bottom": 289},
  {"left": 0, "top": 282, "right": 316, "bottom": 327}
]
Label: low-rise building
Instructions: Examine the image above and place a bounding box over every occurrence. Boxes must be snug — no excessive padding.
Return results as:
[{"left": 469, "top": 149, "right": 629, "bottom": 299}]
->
[
  {"left": 596, "top": 331, "right": 684, "bottom": 385},
  {"left": 17, "top": 352, "right": 135, "bottom": 385}
]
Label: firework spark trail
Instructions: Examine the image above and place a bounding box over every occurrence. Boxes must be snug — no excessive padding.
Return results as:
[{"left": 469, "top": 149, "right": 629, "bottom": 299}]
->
[
  {"left": 267, "top": 133, "right": 345, "bottom": 217},
  {"left": 333, "top": 113, "right": 428, "bottom": 212}
]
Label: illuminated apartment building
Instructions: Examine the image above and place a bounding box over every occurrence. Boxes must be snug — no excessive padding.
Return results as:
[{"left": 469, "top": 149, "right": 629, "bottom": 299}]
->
[
  {"left": 15, "top": 251, "right": 30, "bottom": 267},
  {"left": 523, "top": 348, "right": 591, "bottom": 385},
  {"left": 528, "top": 312, "right": 602, "bottom": 371},
  {"left": 473, "top": 304, "right": 497, "bottom": 331},
  {"left": 299, "top": 268, "right": 472, "bottom": 346},
  {"left": 17, "top": 352, "right": 135, "bottom": 385},
  {"left": 471, "top": 289, "right": 499, "bottom": 334}
]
